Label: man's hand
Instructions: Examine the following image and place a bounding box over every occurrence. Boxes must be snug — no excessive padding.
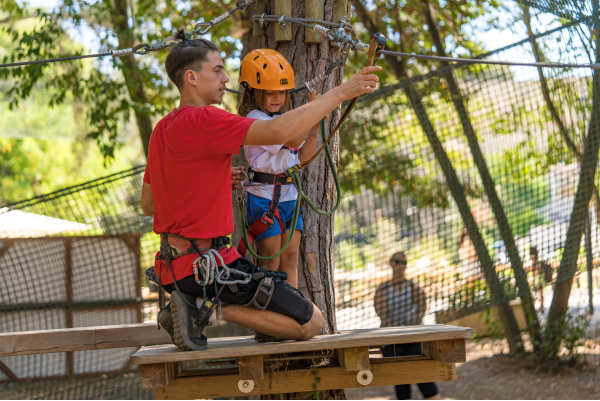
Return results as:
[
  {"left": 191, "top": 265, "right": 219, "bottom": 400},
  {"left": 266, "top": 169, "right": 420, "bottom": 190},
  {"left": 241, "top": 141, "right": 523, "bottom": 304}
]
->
[
  {"left": 334, "top": 66, "right": 382, "bottom": 100},
  {"left": 231, "top": 166, "right": 245, "bottom": 190}
]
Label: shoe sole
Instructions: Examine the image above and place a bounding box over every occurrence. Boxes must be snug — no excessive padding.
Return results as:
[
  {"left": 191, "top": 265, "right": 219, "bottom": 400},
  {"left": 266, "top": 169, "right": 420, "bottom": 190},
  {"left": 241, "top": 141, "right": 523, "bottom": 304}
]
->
[
  {"left": 158, "top": 306, "right": 174, "bottom": 340},
  {"left": 171, "top": 292, "right": 208, "bottom": 351}
]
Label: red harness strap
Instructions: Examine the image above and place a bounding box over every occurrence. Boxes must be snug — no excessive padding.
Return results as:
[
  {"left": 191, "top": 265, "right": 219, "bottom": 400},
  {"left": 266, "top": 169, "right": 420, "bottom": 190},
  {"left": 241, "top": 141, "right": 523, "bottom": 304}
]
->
[{"left": 237, "top": 171, "right": 293, "bottom": 255}]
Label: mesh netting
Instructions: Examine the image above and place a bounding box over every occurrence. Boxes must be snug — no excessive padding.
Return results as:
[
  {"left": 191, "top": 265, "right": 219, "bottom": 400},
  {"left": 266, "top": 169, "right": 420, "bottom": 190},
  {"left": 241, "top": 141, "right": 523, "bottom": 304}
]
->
[
  {"left": 517, "top": 0, "right": 599, "bottom": 25},
  {"left": 1, "top": 16, "right": 600, "bottom": 401}
]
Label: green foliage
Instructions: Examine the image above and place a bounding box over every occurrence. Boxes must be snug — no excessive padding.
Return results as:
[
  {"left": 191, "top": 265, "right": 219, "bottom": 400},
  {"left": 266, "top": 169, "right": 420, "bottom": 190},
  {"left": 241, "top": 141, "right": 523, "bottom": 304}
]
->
[
  {"left": 302, "top": 368, "right": 321, "bottom": 400},
  {"left": 526, "top": 312, "right": 592, "bottom": 371},
  {"left": 0, "top": 0, "right": 244, "bottom": 159}
]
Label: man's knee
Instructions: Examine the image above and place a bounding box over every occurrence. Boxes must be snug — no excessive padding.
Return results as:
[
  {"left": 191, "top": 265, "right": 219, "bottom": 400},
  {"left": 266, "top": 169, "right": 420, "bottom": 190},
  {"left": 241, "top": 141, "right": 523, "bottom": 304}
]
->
[{"left": 299, "top": 304, "right": 322, "bottom": 340}]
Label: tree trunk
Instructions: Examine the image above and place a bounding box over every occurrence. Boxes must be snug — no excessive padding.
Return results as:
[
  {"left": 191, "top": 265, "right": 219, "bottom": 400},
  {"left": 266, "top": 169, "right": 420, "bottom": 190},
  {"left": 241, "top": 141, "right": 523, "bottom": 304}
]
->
[
  {"left": 422, "top": 0, "right": 542, "bottom": 348},
  {"left": 521, "top": 5, "right": 600, "bottom": 229},
  {"left": 354, "top": 0, "right": 524, "bottom": 354},
  {"left": 112, "top": 0, "right": 153, "bottom": 158},
  {"left": 546, "top": 17, "right": 600, "bottom": 357},
  {"left": 242, "top": 1, "right": 345, "bottom": 398}
]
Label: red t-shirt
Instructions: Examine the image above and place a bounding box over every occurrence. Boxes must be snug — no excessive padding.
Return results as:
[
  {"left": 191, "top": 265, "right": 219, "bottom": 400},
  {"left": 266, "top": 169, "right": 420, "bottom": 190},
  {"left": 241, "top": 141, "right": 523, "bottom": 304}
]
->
[{"left": 144, "top": 106, "right": 255, "bottom": 284}]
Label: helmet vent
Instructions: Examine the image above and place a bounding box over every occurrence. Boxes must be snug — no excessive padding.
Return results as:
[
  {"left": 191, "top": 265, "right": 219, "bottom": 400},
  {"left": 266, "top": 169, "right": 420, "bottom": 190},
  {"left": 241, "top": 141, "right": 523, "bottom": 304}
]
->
[
  {"left": 280, "top": 63, "right": 284, "bottom": 70},
  {"left": 253, "top": 55, "right": 259, "bottom": 61},
  {"left": 263, "top": 63, "right": 267, "bottom": 69}
]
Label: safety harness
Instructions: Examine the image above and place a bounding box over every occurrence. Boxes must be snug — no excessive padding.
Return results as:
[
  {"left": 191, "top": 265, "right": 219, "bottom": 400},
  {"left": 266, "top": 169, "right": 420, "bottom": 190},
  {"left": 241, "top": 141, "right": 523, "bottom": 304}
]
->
[
  {"left": 150, "top": 233, "right": 286, "bottom": 333},
  {"left": 236, "top": 169, "right": 295, "bottom": 255}
]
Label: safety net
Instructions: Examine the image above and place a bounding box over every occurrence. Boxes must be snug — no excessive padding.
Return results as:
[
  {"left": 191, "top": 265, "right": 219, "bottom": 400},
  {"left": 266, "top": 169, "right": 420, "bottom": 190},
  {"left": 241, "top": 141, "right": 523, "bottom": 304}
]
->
[{"left": 1, "top": 12, "right": 599, "bottom": 401}]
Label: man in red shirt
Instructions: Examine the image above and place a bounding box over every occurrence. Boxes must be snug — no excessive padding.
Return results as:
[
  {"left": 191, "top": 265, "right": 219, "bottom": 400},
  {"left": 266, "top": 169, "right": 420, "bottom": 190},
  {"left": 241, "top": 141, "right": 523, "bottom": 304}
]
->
[{"left": 142, "top": 33, "right": 380, "bottom": 350}]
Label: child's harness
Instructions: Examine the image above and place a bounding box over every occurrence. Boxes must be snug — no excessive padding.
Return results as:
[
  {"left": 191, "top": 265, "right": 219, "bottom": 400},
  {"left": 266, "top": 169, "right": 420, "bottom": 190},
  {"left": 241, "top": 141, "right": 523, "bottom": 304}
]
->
[{"left": 236, "top": 168, "right": 295, "bottom": 255}]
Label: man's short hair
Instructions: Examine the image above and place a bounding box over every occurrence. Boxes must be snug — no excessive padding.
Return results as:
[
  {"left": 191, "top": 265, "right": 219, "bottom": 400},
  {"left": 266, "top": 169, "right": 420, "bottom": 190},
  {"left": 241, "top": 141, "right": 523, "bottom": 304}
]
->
[
  {"left": 390, "top": 251, "right": 406, "bottom": 262},
  {"left": 165, "top": 31, "right": 219, "bottom": 89}
]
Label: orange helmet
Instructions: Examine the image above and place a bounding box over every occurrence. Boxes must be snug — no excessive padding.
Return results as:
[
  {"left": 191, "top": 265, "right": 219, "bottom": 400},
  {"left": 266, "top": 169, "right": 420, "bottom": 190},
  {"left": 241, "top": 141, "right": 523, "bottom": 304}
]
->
[{"left": 239, "top": 49, "right": 295, "bottom": 91}]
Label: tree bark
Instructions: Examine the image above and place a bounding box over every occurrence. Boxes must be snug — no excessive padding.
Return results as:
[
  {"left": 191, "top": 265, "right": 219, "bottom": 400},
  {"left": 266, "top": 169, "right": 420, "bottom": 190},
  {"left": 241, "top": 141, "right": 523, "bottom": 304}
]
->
[
  {"left": 112, "top": 0, "right": 153, "bottom": 158},
  {"left": 421, "top": 0, "right": 541, "bottom": 348},
  {"left": 242, "top": 1, "right": 345, "bottom": 398},
  {"left": 354, "top": 0, "right": 524, "bottom": 354},
  {"left": 521, "top": 6, "right": 600, "bottom": 229},
  {"left": 546, "top": 16, "right": 600, "bottom": 357}
]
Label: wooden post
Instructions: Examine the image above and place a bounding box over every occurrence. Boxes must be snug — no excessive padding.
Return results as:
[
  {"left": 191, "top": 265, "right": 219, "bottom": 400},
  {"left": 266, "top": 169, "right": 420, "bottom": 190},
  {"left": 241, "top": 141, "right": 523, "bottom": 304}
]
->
[
  {"left": 331, "top": 0, "right": 349, "bottom": 48},
  {"left": 338, "top": 347, "right": 370, "bottom": 371},
  {"left": 238, "top": 355, "right": 264, "bottom": 380},
  {"left": 253, "top": 0, "right": 265, "bottom": 36},
  {"left": 305, "top": 0, "right": 324, "bottom": 43},
  {"left": 274, "top": 0, "right": 292, "bottom": 42},
  {"left": 422, "top": 339, "right": 466, "bottom": 364},
  {"left": 65, "top": 238, "right": 74, "bottom": 376},
  {"left": 141, "top": 362, "right": 182, "bottom": 389}
]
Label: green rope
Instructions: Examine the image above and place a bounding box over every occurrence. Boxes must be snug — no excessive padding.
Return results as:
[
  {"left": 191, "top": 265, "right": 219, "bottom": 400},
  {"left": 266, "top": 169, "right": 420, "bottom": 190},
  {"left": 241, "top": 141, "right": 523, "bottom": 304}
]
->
[{"left": 238, "top": 118, "right": 342, "bottom": 259}]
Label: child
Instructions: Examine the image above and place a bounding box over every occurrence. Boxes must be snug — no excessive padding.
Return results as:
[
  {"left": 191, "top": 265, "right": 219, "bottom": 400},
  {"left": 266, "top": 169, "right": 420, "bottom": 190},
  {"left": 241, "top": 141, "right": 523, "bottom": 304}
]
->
[{"left": 237, "top": 49, "right": 321, "bottom": 288}]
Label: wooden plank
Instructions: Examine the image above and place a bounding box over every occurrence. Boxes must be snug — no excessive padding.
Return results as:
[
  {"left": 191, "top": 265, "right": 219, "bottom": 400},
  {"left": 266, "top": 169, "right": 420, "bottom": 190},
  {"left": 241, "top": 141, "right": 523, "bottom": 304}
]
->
[
  {"left": 253, "top": 0, "right": 265, "bottom": 36},
  {"left": 132, "top": 325, "right": 473, "bottom": 365},
  {"left": 141, "top": 362, "right": 182, "bottom": 389},
  {"left": 422, "top": 339, "right": 467, "bottom": 364},
  {"left": 305, "top": 0, "right": 324, "bottom": 43},
  {"left": 338, "top": 347, "right": 369, "bottom": 371},
  {"left": 274, "top": 0, "right": 292, "bottom": 42},
  {"left": 154, "top": 359, "right": 456, "bottom": 399},
  {"left": 0, "top": 323, "right": 172, "bottom": 357},
  {"left": 238, "top": 355, "right": 264, "bottom": 381}
]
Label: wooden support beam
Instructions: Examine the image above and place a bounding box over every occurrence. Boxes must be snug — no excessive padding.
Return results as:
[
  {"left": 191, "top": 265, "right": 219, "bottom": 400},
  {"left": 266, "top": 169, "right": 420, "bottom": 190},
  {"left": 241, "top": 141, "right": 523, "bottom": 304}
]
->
[
  {"left": 274, "top": 0, "right": 292, "bottom": 42},
  {"left": 0, "top": 360, "right": 20, "bottom": 383},
  {"left": 153, "top": 359, "right": 456, "bottom": 399},
  {"left": 0, "top": 323, "right": 172, "bottom": 357},
  {"left": 305, "top": 0, "right": 324, "bottom": 43},
  {"left": 0, "top": 240, "right": 12, "bottom": 259},
  {"left": 238, "top": 355, "right": 264, "bottom": 381},
  {"left": 422, "top": 339, "right": 466, "bottom": 364},
  {"left": 141, "top": 362, "right": 182, "bottom": 389},
  {"left": 338, "top": 347, "right": 369, "bottom": 371},
  {"left": 253, "top": 0, "right": 265, "bottom": 36}
]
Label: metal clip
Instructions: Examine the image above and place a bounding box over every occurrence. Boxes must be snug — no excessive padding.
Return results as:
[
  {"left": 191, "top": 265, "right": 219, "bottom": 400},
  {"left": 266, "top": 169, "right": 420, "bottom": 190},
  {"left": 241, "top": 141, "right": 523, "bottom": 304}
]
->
[
  {"left": 259, "top": 13, "right": 266, "bottom": 26},
  {"left": 278, "top": 15, "right": 286, "bottom": 26},
  {"left": 111, "top": 48, "right": 134, "bottom": 58}
]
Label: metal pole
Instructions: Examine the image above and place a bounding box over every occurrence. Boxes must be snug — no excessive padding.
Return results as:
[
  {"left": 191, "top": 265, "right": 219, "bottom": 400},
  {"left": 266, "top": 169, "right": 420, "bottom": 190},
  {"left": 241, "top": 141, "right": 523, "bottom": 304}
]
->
[{"left": 586, "top": 211, "right": 594, "bottom": 315}]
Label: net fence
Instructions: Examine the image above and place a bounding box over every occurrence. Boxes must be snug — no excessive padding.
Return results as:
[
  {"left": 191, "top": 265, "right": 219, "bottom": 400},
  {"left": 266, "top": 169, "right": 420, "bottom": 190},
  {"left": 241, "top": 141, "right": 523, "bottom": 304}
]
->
[{"left": 1, "top": 15, "right": 599, "bottom": 401}]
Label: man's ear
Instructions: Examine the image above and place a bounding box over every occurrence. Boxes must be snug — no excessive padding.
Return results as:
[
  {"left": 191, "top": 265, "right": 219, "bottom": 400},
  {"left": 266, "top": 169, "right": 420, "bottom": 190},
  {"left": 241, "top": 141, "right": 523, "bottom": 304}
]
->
[{"left": 183, "top": 69, "right": 197, "bottom": 87}]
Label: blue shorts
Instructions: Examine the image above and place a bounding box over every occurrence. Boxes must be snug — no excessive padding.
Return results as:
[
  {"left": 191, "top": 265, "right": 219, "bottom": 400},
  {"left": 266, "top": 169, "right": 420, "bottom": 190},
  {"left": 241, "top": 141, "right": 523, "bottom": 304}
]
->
[{"left": 246, "top": 192, "right": 303, "bottom": 242}]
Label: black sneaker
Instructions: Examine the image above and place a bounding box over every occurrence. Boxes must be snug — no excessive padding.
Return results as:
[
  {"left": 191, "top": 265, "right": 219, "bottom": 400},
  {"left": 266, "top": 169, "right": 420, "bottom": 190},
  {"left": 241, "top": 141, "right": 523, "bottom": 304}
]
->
[
  {"left": 254, "top": 332, "right": 285, "bottom": 343},
  {"left": 157, "top": 303, "right": 174, "bottom": 340},
  {"left": 170, "top": 291, "right": 208, "bottom": 351}
]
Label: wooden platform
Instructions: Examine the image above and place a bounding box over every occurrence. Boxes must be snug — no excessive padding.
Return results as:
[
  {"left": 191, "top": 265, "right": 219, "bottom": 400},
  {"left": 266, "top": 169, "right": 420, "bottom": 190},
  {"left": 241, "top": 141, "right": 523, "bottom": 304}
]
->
[{"left": 131, "top": 324, "right": 473, "bottom": 399}]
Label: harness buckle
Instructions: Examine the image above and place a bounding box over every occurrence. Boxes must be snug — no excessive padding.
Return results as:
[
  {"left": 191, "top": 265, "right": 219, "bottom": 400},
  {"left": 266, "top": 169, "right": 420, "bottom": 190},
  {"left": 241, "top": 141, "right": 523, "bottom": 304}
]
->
[{"left": 260, "top": 213, "right": 275, "bottom": 228}]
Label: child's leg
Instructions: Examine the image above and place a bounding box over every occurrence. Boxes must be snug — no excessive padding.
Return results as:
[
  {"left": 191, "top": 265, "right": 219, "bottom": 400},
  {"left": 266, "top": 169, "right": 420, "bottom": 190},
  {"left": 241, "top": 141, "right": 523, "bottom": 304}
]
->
[
  {"left": 257, "top": 234, "right": 282, "bottom": 271},
  {"left": 279, "top": 229, "right": 301, "bottom": 288}
]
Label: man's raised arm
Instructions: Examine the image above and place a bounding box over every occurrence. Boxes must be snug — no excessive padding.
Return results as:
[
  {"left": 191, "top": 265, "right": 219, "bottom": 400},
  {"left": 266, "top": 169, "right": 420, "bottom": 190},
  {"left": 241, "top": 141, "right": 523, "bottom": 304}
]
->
[{"left": 242, "top": 66, "right": 381, "bottom": 146}]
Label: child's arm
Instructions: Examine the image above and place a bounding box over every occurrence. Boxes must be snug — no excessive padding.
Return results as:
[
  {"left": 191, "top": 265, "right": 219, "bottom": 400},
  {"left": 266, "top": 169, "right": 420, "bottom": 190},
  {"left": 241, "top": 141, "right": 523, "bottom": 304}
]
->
[
  {"left": 243, "top": 66, "right": 381, "bottom": 146},
  {"left": 298, "top": 90, "right": 322, "bottom": 162}
]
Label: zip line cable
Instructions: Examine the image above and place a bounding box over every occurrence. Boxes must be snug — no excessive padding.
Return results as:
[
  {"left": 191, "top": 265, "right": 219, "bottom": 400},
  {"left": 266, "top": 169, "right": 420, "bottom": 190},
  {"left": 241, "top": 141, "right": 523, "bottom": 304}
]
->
[
  {"left": 377, "top": 48, "right": 600, "bottom": 70},
  {"left": 1, "top": 10, "right": 596, "bottom": 72}
]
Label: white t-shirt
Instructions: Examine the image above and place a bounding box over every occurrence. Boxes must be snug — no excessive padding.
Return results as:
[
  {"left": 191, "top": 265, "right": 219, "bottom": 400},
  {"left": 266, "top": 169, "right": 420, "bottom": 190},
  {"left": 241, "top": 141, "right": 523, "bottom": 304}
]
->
[{"left": 244, "top": 110, "right": 303, "bottom": 202}]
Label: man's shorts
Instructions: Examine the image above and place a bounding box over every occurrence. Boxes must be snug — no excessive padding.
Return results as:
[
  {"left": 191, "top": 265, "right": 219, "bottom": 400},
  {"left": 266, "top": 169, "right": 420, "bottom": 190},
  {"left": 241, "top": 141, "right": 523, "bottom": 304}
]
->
[
  {"left": 246, "top": 192, "right": 303, "bottom": 242},
  {"left": 163, "top": 257, "right": 314, "bottom": 325}
]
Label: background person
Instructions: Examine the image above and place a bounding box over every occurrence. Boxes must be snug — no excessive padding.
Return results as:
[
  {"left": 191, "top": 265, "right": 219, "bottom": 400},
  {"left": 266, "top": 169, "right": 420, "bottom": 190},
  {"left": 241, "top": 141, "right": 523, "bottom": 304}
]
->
[{"left": 374, "top": 252, "right": 440, "bottom": 400}]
